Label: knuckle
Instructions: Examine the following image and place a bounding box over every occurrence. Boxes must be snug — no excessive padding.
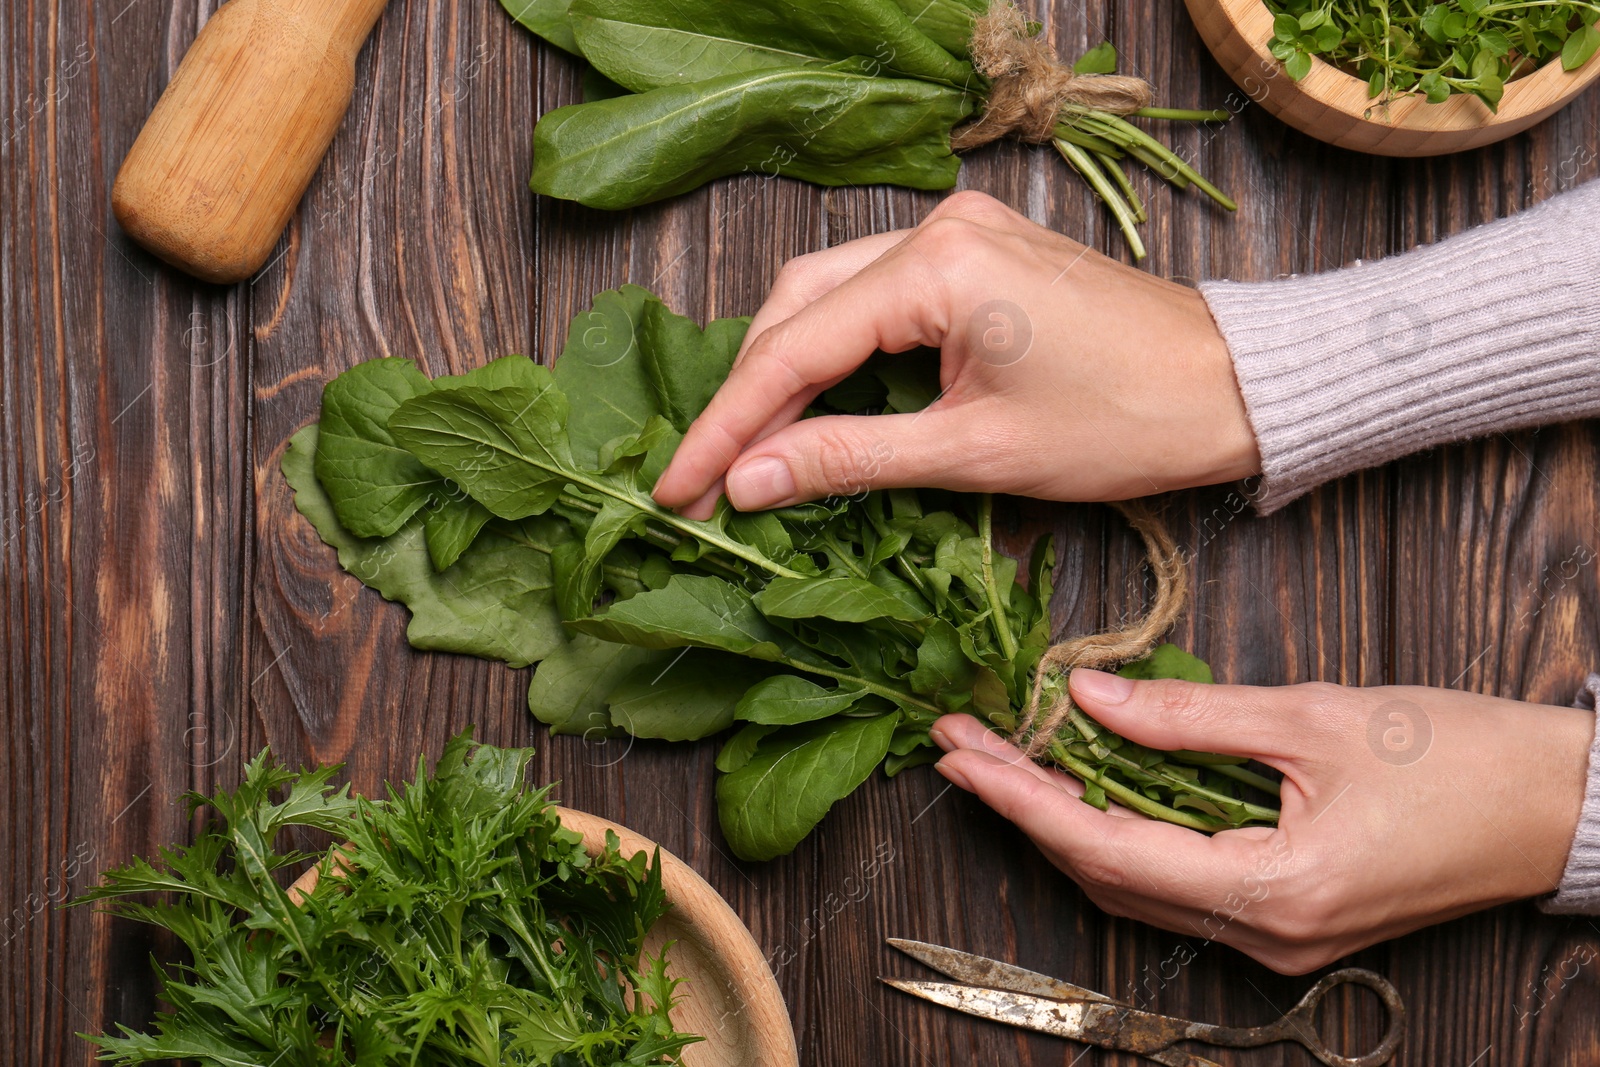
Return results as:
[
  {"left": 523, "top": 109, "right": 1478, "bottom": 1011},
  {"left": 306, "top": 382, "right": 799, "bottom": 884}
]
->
[
  {"left": 772, "top": 250, "right": 825, "bottom": 292},
  {"left": 807, "top": 425, "right": 889, "bottom": 494},
  {"left": 912, "top": 215, "right": 984, "bottom": 262},
  {"left": 933, "top": 189, "right": 1009, "bottom": 222},
  {"left": 1149, "top": 679, "right": 1221, "bottom": 733}
]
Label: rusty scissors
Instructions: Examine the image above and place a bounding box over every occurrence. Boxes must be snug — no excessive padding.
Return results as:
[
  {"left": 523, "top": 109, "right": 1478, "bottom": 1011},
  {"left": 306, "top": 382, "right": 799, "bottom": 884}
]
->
[{"left": 882, "top": 939, "right": 1405, "bottom": 1067}]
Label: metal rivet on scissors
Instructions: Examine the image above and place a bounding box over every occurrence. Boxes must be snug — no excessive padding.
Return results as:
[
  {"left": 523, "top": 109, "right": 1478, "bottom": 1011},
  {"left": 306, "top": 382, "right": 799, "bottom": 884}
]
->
[{"left": 882, "top": 938, "right": 1405, "bottom": 1067}]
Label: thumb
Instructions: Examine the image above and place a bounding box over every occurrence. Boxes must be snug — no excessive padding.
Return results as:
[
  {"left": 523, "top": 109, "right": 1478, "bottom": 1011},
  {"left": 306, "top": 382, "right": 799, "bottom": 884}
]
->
[
  {"left": 1067, "top": 669, "right": 1329, "bottom": 765},
  {"left": 723, "top": 410, "right": 973, "bottom": 510}
]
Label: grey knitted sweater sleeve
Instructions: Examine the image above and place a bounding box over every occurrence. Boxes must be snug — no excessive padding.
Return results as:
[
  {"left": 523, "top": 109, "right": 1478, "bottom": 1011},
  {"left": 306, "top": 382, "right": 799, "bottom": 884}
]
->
[
  {"left": 1199, "top": 179, "right": 1600, "bottom": 914},
  {"left": 1199, "top": 179, "right": 1600, "bottom": 516}
]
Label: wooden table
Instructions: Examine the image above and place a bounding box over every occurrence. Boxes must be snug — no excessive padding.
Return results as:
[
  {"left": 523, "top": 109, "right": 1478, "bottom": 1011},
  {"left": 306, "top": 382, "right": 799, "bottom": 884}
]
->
[{"left": 6, "top": 0, "right": 1600, "bottom": 1063}]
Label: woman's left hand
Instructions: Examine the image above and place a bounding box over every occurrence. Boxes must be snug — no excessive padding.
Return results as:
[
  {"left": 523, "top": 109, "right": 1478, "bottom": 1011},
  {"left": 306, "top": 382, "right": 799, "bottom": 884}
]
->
[{"left": 930, "top": 669, "right": 1594, "bottom": 973}]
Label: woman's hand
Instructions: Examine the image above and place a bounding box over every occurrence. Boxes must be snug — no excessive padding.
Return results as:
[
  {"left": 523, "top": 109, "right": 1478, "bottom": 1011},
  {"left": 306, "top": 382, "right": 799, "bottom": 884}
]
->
[
  {"left": 931, "top": 670, "right": 1594, "bottom": 974},
  {"left": 652, "top": 191, "right": 1259, "bottom": 519}
]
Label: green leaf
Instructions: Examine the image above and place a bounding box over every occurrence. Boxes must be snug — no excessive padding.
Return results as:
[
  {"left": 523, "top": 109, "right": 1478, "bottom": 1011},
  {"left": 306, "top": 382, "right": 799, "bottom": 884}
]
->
[
  {"left": 716, "top": 723, "right": 780, "bottom": 773},
  {"left": 1073, "top": 42, "right": 1119, "bottom": 74},
  {"left": 887, "top": 0, "right": 987, "bottom": 57},
  {"left": 1273, "top": 12, "right": 1301, "bottom": 40},
  {"left": 608, "top": 650, "right": 772, "bottom": 740},
  {"left": 389, "top": 378, "right": 575, "bottom": 522},
  {"left": 574, "top": 574, "right": 800, "bottom": 661},
  {"left": 1284, "top": 49, "right": 1313, "bottom": 80},
  {"left": 735, "top": 674, "right": 868, "bottom": 725},
  {"left": 528, "top": 633, "right": 666, "bottom": 736},
  {"left": 1118, "top": 643, "right": 1214, "bottom": 684},
  {"left": 754, "top": 574, "right": 930, "bottom": 624},
  {"left": 283, "top": 426, "right": 566, "bottom": 667},
  {"left": 314, "top": 358, "right": 441, "bottom": 538},
  {"left": 529, "top": 67, "right": 973, "bottom": 211},
  {"left": 569, "top": 0, "right": 974, "bottom": 91},
  {"left": 716, "top": 714, "right": 898, "bottom": 860},
  {"left": 499, "top": 0, "right": 579, "bottom": 53},
  {"left": 1563, "top": 23, "right": 1600, "bottom": 70}
]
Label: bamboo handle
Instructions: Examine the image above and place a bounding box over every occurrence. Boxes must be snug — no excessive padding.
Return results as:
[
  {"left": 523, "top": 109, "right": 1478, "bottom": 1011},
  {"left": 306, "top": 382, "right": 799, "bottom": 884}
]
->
[{"left": 113, "top": 0, "right": 389, "bottom": 284}]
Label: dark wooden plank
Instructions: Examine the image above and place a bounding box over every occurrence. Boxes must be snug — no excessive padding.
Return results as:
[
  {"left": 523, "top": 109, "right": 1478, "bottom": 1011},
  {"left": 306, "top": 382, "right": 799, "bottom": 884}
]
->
[{"left": 7, "top": 0, "right": 1600, "bottom": 1064}]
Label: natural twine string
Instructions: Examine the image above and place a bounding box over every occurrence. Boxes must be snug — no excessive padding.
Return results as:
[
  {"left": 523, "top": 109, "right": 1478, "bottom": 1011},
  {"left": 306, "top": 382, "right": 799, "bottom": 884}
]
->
[
  {"left": 1010, "top": 498, "right": 1189, "bottom": 760},
  {"left": 950, "top": 1, "right": 1153, "bottom": 151}
]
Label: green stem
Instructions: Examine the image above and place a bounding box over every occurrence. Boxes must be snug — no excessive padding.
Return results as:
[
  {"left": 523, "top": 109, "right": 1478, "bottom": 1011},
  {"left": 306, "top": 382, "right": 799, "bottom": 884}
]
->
[
  {"left": 1206, "top": 762, "right": 1283, "bottom": 796},
  {"left": 1054, "top": 139, "right": 1148, "bottom": 260},
  {"left": 777, "top": 655, "right": 942, "bottom": 716},
  {"left": 1133, "top": 106, "right": 1233, "bottom": 121},
  {"left": 977, "top": 495, "right": 1019, "bottom": 662},
  {"left": 1094, "top": 150, "right": 1146, "bottom": 223},
  {"left": 1046, "top": 738, "right": 1223, "bottom": 831},
  {"left": 1080, "top": 114, "right": 1237, "bottom": 210}
]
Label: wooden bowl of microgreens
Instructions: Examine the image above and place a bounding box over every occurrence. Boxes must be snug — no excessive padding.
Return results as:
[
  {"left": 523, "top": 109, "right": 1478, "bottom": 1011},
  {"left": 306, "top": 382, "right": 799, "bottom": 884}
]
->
[
  {"left": 291, "top": 807, "right": 799, "bottom": 1067},
  {"left": 1185, "top": 0, "right": 1600, "bottom": 154}
]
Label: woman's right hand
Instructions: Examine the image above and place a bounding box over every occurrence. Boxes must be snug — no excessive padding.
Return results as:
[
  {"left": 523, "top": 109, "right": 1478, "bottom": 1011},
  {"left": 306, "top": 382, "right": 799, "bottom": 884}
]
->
[{"left": 652, "top": 191, "right": 1261, "bottom": 519}]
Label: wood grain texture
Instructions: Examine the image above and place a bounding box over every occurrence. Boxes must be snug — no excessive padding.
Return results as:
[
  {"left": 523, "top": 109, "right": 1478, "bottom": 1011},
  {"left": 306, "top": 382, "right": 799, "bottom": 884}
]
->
[{"left": 3, "top": 0, "right": 1599, "bottom": 1065}]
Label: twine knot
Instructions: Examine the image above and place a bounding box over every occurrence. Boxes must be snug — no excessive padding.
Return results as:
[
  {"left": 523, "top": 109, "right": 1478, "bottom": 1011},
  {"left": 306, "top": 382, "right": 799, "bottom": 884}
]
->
[
  {"left": 950, "top": 2, "right": 1153, "bottom": 152},
  {"left": 1010, "top": 499, "right": 1188, "bottom": 760}
]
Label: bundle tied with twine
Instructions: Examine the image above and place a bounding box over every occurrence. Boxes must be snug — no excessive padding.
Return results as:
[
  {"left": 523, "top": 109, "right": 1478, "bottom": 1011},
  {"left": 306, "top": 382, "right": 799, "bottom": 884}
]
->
[
  {"left": 1010, "top": 499, "right": 1189, "bottom": 760},
  {"left": 950, "top": 2, "right": 1154, "bottom": 151}
]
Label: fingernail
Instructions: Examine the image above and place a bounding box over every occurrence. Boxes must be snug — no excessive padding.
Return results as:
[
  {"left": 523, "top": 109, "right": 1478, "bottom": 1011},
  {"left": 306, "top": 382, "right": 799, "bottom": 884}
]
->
[
  {"left": 1072, "top": 669, "right": 1134, "bottom": 705},
  {"left": 936, "top": 759, "right": 974, "bottom": 792},
  {"left": 727, "top": 456, "right": 794, "bottom": 510},
  {"left": 929, "top": 724, "right": 954, "bottom": 752}
]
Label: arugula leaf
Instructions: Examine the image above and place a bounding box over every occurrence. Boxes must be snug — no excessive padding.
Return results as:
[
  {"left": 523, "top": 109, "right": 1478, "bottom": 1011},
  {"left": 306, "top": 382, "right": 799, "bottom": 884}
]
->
[
  {"left": 528, "top": 632, "right": 666, "bottom": 736},
  {"left": 284, "top": 426, "right": 566, "bottom": 667},
  {"left": 735, "top": 674, "right": 870, "bottom": 725},
  {"left": 716, "top": 714, "right": 899, "bottom": 861},
  {"left": 608, "top": 650, "right": 775, "bottom": 741}
]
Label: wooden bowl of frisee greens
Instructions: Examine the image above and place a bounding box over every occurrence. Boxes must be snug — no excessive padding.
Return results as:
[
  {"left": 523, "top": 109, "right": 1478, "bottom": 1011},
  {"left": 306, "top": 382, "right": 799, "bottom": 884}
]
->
[
  {"left": 291, "top": 806, "right": 799, "bottom": 1067},
  {"left": 1186, "top": 0, "right": 1600, "bottom": 154}
]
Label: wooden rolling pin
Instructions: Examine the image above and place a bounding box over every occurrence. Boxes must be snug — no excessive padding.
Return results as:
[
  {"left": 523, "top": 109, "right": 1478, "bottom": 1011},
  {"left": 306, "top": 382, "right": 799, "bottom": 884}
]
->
[{"left": 113, "top": 0, "right": 389, "bottom": 284}]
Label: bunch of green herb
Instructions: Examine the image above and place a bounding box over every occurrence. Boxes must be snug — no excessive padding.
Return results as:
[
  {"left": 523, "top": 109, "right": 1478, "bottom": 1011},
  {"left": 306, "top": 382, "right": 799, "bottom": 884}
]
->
[
  {"left": 499, "top": 0, "right": 1234, "bottom": 259},
  {"left": 1266, "top": 0, "right": 1600, "bottom": 109},
  {"left": 282, "top": 286, "right": 1278, "bottom": 861},
  {"left": 79, "top": 732, "right": 698, "bottom": 1067}
]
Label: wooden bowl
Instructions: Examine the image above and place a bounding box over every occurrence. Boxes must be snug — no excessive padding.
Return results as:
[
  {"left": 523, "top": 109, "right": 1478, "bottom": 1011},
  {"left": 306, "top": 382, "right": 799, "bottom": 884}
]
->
[
  {"left": 289, "top": 806, "right": 798, "bottom": 1067},
  {"left": 1184, "top": 0, "right": 1600, "bottom": 154}
]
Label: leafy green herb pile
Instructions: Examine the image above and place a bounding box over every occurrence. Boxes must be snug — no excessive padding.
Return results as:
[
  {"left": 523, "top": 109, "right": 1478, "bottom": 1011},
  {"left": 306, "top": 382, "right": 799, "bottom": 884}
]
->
[
  {"left": 80, "top": 733, "right": 696, "bottom": 1066},
  {"left": 499, "top": 0, "right": 1234, "bottom": 259},
  {"left": 1266, "top": 0, "right": 1600, "bottom": 108},
  {"left": 282, "top": 286, "right": 1279, "bottom": 861}
]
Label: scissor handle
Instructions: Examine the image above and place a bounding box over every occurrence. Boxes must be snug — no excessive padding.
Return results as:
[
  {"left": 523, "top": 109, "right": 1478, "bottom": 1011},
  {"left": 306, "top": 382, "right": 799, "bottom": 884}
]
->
[{"left": 1192, "top": 968, "right": 1405, "bottom": 1067}]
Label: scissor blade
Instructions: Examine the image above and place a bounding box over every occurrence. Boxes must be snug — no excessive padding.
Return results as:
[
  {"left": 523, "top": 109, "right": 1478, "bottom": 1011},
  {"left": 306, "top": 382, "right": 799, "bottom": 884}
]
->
[
  {"left": 882, "top": 977, "right": 1228, "bottom": 1067},
  {"left": 886, "top": 938, "right": 1117, "bottom": 1004},
  {"left": 882, "top": 979, "right": 1094, "bottom": 1040}
]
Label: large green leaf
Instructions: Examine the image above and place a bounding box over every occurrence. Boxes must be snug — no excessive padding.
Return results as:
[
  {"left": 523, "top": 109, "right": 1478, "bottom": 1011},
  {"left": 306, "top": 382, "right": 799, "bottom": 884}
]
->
[
  {"left": 314, "top": 359, "right": 440, "bottom": 538},
  {"left": 388, "top": 381, "right": 575, "bottom": 521},
  {"left": 572, "top": 574, "right": 796, "bottom": 660},
  {"left": 529, "top": 66, "right": 973, "bottom": 210},
  {"left": 754, "top": 574, "right": 930, "bottom": 624},
  {"left": 282, "top": 426, "right": 566, "bottom": 668},
  {"left": 569, "top": 0, "right": 974, "bottom": 91},
  {"left": 716, "top": 714, "right": 898, "bottom": 861},
  {"left": 499, "top": 0, "right": 579, "bottom": 53},
  {"left": 734, "top": 675, "right": 868, "bottom": 725},
  {"left": 527, "top": 633, "right": 666, "bottom": 737},
  {"left": 607, "top": 650, "right": 773, "bottom": 741},
  {"left": 886, "top": 0, "right": 987, "bottom": 58}
]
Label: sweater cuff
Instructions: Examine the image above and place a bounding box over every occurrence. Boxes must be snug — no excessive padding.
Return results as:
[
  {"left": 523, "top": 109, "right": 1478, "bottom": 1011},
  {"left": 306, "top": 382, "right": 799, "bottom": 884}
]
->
[
  {"left": 1540, "top": 674, "right": 1600, "bottom": 915},
  {"left": 1199, "top": 181, "right": 1600, "bottom": 514}
]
